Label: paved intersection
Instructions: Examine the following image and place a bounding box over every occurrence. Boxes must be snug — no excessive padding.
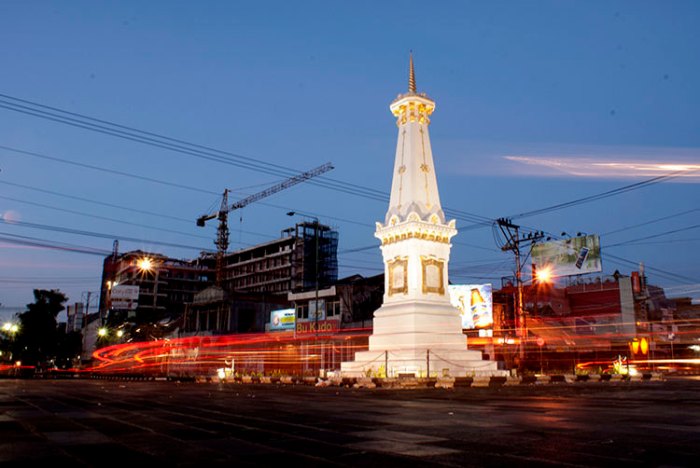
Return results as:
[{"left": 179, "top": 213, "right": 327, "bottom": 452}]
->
[{"left": 0, "top": 377, "right": 698, "bottom": 466}]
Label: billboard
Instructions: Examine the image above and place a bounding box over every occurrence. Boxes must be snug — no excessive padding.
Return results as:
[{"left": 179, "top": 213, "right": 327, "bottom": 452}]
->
[
  {"left": 309, "top": 299, "right": 326, "bottom": 321},
  {"left": 448, "top": 284, "right": 493, "bottom": 329},
  {"left": 110, "top": 285, "right": 139, "bottom": 310},
  {"left": 270, "top": 308, "right": 296, "bottom": 331},
  {"left": 531, "top": 234, "right": 602, "bottom": 278}
]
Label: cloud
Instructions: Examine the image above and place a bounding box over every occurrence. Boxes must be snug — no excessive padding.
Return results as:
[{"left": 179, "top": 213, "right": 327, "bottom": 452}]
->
[
  {"left": 0, "top": 210, "right": 21, "bottom": 223},
  {"left": 503, "top": 155, "right": 700, "bottom": 180}
]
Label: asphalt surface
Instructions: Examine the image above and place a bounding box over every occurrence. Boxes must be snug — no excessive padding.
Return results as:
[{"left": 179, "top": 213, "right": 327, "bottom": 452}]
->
[{"left": 0, "top": 376, "right": 699, "bottom": 467}]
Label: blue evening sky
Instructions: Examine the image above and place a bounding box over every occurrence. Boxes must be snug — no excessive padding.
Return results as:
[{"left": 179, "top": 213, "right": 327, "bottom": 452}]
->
[{"left": 1, "top": 1, "right": 699, "bottom": 321}]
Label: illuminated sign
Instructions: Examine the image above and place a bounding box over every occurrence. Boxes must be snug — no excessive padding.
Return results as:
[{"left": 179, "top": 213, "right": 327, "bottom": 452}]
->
[
  {"left": 110, "top": 285, "right": 139, "bottom": 310},
  {"left": 270, "top": 309, "right": 296, "bottom": 331},
  {"left": 296, "top": 319, "right": 339, "bottom": 335},
  {"left": 532, "top": 234, "right": 602, "bottom": 278},
  {"left": 111, "top": 285, "right": 139, "bottom": 300},
  {"left": 448, "top": 284, "right": 493, "bottom": 329}
]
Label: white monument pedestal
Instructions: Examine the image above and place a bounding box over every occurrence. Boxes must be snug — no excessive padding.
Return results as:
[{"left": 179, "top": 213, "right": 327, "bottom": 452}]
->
[{"left": 341, "top": 300, "right": 503, "bottom": 378}]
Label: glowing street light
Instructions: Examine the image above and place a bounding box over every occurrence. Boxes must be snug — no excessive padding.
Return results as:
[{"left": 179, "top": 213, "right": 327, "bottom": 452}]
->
[
  {"left": 535, "top": 266, "right": 553, "bottom": 284},
  {"left": 98, "top": 327, "right": 108, "bottom": 337},
  {"left": 137, "top": 256, "right": 160, "bottom": 313},
  {"left": 2, "top": 322, "right": 19, "bottom": 334},
  {"left": 137, "top": 257, "right": 154, "bottom": 272}
]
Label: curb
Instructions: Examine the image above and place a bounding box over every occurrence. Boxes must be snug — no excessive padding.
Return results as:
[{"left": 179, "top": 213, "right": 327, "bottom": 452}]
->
[{"left": 76, "top": 371, "right": 668, "bottom": 386}]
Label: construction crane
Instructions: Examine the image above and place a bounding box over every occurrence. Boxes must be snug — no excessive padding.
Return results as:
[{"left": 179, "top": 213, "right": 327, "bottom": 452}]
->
[{"left": 197, "top": 162, "right": 334, "bottom": 286}]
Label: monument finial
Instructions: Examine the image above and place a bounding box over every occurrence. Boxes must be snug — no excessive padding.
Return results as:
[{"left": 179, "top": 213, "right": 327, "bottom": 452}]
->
[{"left": 408, "top": 52, "right": 416, "bottom": 93}]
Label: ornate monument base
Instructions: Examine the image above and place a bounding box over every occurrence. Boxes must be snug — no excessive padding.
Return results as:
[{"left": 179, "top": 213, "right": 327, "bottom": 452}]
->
[{"left": 341, "top": 300, "right": 505, "bottom": 378}]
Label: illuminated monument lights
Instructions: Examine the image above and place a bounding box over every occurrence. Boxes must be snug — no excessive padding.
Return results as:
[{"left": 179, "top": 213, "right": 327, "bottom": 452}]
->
[{"left": 341, "top": 56, "right": 502, "bottom": 378}]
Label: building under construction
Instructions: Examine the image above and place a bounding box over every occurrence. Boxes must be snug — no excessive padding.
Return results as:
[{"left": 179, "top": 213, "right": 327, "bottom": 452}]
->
[
  {"left": 200, "top": 221, "right": 339, "bottom": 295},
  {"left": 181, "top": 221, "right": 339, "bottom": 335}
]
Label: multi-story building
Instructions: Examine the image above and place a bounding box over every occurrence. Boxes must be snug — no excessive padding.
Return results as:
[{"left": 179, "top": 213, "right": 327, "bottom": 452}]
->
[
  {"left": 98, "top": 249, "right": 214, "bottom": 328},
  {"left": 180, "top": 221, "right": 339, "bottom": 335},
  {"left": 200, "top": 221, "right": 339, "bottom": 295}
]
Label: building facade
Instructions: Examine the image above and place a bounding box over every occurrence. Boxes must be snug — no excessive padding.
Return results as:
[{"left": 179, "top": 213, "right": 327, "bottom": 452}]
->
[{"left": 99, "top": 250, "right": 214, "bottom": 328}]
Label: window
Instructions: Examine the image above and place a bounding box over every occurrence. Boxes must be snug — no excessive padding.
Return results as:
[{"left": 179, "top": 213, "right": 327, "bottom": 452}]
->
[
  {"left": 327, "top": 300, "right": 341, "bottom": 318},
  {"left": 296, "top": 304, "right": 309, "bottom": 320}
]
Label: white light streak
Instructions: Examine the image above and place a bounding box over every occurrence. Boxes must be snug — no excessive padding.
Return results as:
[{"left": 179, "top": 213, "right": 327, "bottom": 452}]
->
[{"left": 505, "top": 156, "right": 700, "bottom": 180}]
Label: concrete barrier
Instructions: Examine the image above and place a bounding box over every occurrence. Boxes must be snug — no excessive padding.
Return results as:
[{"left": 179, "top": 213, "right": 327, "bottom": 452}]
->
[
  {"left": 302, "top": 376, "right": 317, "bottom": 386},
  {"left": 504, "top": 376, "right": 522, "bottom": 386},
  {"left": 471, "top": 376, "right": 492, "bottom": 387},
  {"left": 354, "top": 377, "right": 376, "bottom": 389},
  {"left": 535, "top": 375, "right": 551, "bottom": 385},
  {"left": 453, "top": 377, "right": 473, "bottom": 388},
  {"left": 435, "top": 376, "right": 455, "bottom": 389}
]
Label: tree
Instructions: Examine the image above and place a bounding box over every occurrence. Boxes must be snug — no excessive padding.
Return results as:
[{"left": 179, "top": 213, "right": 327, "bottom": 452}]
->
[{"left": 14, "top": 289, "right": 67, "bottom": 368}]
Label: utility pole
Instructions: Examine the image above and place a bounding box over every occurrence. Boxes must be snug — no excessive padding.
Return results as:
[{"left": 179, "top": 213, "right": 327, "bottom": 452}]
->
[
  {"left": 313, "top": 219, "right": 319, "bottom": 337},
  {"left": 80, "top": 290, "right": 97, "bottom": 365},
  {"left": 496, "top": 218, "right": 544, "bottom": 373}
]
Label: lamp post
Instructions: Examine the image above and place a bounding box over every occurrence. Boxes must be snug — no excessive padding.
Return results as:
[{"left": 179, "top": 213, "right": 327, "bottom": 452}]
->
[
  {"left": 532, "top": 264, "right": 552, "bottom": 374},
  {"left": 137, "top": 256, "right": 160, "bottom": 315}
]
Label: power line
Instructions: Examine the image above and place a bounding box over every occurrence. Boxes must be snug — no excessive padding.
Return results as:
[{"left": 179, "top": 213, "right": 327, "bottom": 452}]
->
[
  {"left": 0, "top": 219, "right": 209, "bottom": 252},
  {"left": 0, "top": 93, "right": 495, "bottom": 225},
  {"left": 0, "top": 144, "right": 220, "bottom": 196},
  {"left": 0, "top": 179, "right": 191, "bottom": 224},
  {"left": 0, "top": 231, "right": 112, "bottom": 256},
  {"left": 602, "top": 207, "right": 700, "bottom": 236},
  {"left": 605, "top": 224, "right": 700, "bottom": 248},
  {"left": 0, "top": 194, "right": 212, "bottom": 241},
  {"left": 508, "top": 169, "right": 696, "bottom": 220}
]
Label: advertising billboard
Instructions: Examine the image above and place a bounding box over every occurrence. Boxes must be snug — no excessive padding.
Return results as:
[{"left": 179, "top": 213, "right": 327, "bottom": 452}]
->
[
  {"left": 531, "top": 234, "right": 602, "bottom": 278},
  {"left": 448, "top": 284, "right": 493, "bottom": 329},
  {"left": 110, "top": 285, "right": 139, "bottom": 310},
  {"left": 309, "top": 299, "right": 326, "bottom": 321},
  {"left": 270, "top": 308, "right": 296, "bottom": 331}
]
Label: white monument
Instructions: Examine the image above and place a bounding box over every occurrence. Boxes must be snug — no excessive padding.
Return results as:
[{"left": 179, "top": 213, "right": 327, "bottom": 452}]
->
[{"left": 341, "top": 56, "right": 502, "bottom": 378}]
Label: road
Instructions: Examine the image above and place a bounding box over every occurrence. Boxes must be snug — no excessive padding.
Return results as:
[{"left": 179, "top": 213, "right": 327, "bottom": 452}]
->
[{"left": 0, "top": 377, "right": 698, "bottom": 466}]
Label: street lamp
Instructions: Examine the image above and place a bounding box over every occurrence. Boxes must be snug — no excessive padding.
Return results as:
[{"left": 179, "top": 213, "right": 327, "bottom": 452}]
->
[
  {"left": 2, "top": 322, "right": 18, "bottom": 334},
  {"left": 532, "top": 264, "right": 552, "bottom": 373},
  {"left": 138, "top": 256, "right": 160, "bottom": 316},
  {"left": 287, "top": 212, "right": 320, "bottom": 337}
]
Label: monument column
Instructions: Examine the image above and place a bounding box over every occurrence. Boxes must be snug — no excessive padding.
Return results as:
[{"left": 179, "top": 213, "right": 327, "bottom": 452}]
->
[{"left": 341, "top": 55, "right": 501, "bottom": 378}]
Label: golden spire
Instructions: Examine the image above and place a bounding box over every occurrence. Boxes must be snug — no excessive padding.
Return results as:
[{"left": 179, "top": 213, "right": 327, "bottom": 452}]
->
[{"left": 408, "top": 53, "right": 416, "bottom": 93}]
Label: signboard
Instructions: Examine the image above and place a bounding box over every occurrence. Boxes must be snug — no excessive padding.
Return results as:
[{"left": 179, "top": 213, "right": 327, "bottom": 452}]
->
[
  {"left": 531, "top": 234, "right": 602, "bottom": 278},
  {"left": 110, "top": 285, "right": 139, "bottom": 310},
  {"left": 270, "top": 308, "right": 296, "bottom": 331},
  {"left": 111, "top": 300, "right": 138, "bottom": 310},
  {"left": 111, "top": 285, "right": 139, "bottom": 300},
  {"left": 309, "top": 299, "right": 326, "bottom": 321},
  {"left": 296, "top": 319, "right": 339, "bottom": 335},
  {"left": 448, "top": 284, "right": 493, "bottom": 329}
]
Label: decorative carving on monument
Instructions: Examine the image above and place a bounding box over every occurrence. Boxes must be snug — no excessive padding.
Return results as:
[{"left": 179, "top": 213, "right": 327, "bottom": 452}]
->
[
  {"left": 421, "top": 256, "right": 445, "bottom": 295},
  {"left": 387, "top": 256, "right": 408, "bottom": 296}
]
